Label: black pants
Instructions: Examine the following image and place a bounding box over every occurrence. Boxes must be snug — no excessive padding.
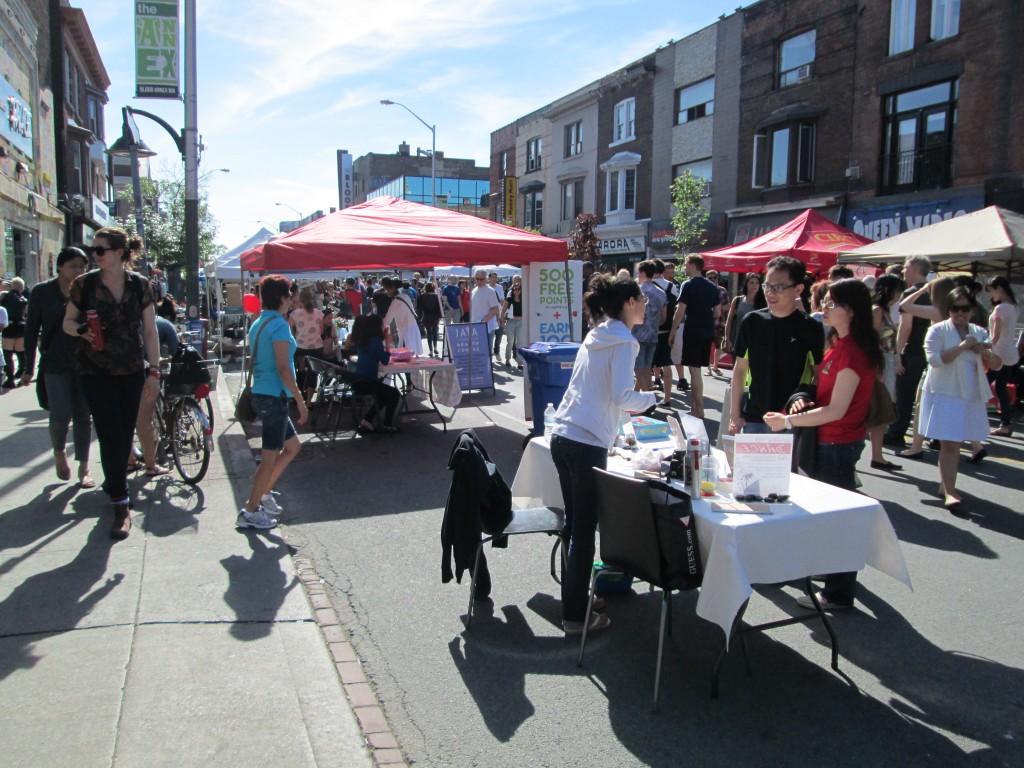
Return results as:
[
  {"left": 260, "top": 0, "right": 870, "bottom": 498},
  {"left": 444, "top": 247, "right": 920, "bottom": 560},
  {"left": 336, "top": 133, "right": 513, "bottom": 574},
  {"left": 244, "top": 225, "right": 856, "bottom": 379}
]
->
[
  {"left": 423, "top": 321, "right": 439, "bottom": 353},
  {"left": 887, "top": 349, "right": 926, "bottom": 442},
  {"left": 353, "top": 379, "right": 400, "bottom": 427},
  {"left": 81, "top": 371, "right": 145, "bottom": 500}
]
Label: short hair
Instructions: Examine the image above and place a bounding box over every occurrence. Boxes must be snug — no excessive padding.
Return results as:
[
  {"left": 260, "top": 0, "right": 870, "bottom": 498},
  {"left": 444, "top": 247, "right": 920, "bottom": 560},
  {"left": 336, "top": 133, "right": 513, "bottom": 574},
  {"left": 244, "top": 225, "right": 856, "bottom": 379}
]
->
[
  {"left": 765, "top": 255, "right": 807, "bottom": 286},
  {"left": 685, "top": 254, "right": 705, "bottom": 272},
  {"left": 945, "top": 285, "right": 977, "bottom": 311},
  {"left": 828, "top": 264, "right": 855, "bottom": 281},
  {"left": 636, "top": 260, "right": 656, "bottom": 279},
  {"left": 10, "top": 276, "right": 25, "bottom": 291},
  {"left": 904, "top": 255, "right": 932, "bottom": 278},
  {"left": 57, "top": 246, "right": 88, "bottom": 267},
  {"left": 345, "top": 277, "right": 355, "bottom": 286},
  {"left": 259, "top": 274, "right": 291, "bottom": 310},
  {"left": 474, "top": 269, "right": 487, "bottom": 279},
  {"left": 652, "top": 258, "right": 665, "bottom": 273}
]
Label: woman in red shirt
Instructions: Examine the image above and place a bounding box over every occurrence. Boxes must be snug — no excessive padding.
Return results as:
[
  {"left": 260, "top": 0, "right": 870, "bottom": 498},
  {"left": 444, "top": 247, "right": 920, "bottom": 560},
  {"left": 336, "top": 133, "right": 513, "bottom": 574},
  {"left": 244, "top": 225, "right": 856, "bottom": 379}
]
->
[{"left": 765, "top": 278, "right": 882, "bottom": 610}]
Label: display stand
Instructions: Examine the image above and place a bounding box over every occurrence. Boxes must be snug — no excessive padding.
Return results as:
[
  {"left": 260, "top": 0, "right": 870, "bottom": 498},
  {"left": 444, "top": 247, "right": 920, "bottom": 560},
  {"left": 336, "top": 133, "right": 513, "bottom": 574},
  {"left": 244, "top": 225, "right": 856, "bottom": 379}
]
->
[{"left": 444, "top": 321, "right": 495, "bottom": 394}]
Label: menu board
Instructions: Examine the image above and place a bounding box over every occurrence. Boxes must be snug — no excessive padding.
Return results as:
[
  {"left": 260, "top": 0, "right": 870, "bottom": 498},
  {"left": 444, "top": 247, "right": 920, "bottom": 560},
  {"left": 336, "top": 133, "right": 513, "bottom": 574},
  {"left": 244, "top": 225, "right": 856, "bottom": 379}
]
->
[
  {"left": 445, "top": 322, "right": 494, "bottom": 392},
  {"left": 731, "top": 433, "right": 793, "bottom": 496}
]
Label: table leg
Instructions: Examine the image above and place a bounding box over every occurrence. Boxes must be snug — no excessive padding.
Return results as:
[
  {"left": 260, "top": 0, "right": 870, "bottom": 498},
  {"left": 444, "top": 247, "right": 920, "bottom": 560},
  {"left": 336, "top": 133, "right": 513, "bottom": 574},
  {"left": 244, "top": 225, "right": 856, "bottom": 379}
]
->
[
  {"left": 804, "top": 576, "right": 841, "bottom": 670},
  {"left": 711, "top": 598, "right": 750, "bottom": 698},
  {"left": 426, "top": 370, "right": 447, "bottom": 433}
]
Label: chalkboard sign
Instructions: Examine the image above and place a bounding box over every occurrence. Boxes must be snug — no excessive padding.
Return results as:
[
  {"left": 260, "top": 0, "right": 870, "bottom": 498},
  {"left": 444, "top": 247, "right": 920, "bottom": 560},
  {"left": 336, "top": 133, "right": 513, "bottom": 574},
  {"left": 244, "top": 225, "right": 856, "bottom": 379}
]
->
[{"left": 445, "top": 322, "right": 494, "bottom": 392}]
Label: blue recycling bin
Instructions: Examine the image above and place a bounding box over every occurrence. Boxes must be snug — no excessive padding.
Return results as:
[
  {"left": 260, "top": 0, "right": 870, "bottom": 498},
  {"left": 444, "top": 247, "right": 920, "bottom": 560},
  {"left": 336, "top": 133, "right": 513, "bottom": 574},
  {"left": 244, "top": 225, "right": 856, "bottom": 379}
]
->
[{"left": 519, "top": 342, "right": 582, "bottom": 436}]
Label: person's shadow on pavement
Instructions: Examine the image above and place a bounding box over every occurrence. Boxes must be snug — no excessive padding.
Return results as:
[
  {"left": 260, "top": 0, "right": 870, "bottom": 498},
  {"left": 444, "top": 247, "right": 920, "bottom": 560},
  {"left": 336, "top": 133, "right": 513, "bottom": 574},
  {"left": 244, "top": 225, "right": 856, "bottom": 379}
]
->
[
  {"left": 220, "top": 532, "right": 298, "bottom": 641},
  {"left": 0, "top": 522, "right": 123, "bottom": 682}
]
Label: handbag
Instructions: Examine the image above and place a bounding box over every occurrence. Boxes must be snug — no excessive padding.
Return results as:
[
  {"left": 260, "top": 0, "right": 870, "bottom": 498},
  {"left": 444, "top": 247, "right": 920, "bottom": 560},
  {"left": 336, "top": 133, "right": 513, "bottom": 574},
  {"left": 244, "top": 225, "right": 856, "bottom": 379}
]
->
[
  {"left": 234, "top": 320, "right": 270, "bottom": 422},
  {"left": 36, "top": 370, "right": 48, "bottom": 410},
  {"left": 865, "top": 377, "right": 897, "bottom": 430},
  {"left": 647, "top": 479, "right": 704, "bottom": 590}
]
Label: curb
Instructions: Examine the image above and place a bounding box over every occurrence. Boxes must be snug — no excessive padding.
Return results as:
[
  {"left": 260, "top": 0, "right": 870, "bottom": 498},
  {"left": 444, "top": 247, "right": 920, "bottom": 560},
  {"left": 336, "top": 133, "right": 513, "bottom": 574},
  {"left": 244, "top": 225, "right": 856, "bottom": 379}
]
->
[{"left": 216, "top": 374, "right": 407, "bottom": 766}]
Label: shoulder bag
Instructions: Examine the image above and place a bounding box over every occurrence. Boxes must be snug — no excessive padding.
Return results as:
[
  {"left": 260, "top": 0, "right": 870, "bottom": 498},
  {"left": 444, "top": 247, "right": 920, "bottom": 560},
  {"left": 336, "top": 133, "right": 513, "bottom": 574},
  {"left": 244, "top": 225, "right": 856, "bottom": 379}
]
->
[
  {"left": 234, "top": 320, "right": 271, "bottom": 422},
  {"left": 865, "top": 376, "right": 897, "bottom": 430}
]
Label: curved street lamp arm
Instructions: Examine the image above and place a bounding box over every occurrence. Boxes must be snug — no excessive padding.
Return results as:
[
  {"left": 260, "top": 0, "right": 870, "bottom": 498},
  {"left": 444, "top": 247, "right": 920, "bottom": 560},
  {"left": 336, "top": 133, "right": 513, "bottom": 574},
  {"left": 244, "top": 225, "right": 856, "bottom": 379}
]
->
[{"left": 126, "top": 106, "right": 186, "bottom": 158}]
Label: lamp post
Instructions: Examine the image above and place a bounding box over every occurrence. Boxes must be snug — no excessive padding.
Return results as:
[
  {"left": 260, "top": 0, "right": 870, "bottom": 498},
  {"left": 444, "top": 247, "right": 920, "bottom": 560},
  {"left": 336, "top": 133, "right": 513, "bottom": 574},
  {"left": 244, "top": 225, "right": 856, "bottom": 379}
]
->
[
  {"left": 106, "top": 108, "right": 158, "bottom": 275},
  {"left": 380, "top": 100, "right": 436, "bottom": 207},
  {"left": 274, "top": 201, "right": 303, "bottom": 219},
  {"left": 200, "top": 167, "right": 230, "bottom": 181}
]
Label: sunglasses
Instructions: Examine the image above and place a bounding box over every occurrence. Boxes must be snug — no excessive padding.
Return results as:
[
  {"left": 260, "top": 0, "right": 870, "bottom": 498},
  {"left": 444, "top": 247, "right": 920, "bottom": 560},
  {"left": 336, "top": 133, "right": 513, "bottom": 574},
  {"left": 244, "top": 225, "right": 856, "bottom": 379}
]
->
[
  {"left": 949, "top": 304, "right": 973, "bottom": 313},
  {"left": 735, "top": 493, "right": 790, "bottom": 503},
  {"left": 90, "top": 245, "right": 118, "bottom": 256}
]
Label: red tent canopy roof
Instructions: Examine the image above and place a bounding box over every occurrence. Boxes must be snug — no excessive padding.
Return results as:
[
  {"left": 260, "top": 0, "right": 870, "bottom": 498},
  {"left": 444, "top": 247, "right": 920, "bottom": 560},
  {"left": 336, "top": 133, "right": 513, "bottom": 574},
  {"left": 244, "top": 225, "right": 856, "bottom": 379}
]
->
[
  {"left": 702, "top": 209, "right": 872, "bottom": 274},
  {"left": 246, "top": 196, "right": 567, "bottom": 272}
]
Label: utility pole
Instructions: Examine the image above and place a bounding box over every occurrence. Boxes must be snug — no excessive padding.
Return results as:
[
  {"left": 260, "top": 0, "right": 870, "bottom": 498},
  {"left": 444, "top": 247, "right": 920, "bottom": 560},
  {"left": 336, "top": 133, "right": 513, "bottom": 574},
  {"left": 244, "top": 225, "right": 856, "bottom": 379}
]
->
[{"left": 183, "top": 0, "right": 200, "bottom": 320}]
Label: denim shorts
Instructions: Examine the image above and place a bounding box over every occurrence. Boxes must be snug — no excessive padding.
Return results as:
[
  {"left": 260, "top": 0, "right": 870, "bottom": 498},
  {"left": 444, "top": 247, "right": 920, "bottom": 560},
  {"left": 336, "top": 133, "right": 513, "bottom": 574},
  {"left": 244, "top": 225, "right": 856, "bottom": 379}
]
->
[
  {"left": 634, "top": 341, "right": 657, "bottom": 369},
  {"left": 253, "top": 393, "right": 296, "bottom": 451}
]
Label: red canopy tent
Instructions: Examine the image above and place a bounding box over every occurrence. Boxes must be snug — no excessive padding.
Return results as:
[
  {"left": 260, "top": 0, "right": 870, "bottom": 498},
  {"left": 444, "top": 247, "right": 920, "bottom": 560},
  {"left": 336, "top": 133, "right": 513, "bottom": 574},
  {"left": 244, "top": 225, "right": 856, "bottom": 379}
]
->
[
  {"left": 702, "top": 209, "right": 873, "bottom": 275},
  {"left": 242, "top": 196, "right": 567, "bottom": 272}
]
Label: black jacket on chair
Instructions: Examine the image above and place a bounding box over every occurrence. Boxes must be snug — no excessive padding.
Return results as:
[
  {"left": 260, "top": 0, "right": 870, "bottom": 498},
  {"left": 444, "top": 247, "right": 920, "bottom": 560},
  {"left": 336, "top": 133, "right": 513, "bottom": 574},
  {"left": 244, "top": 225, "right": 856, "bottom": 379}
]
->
[{"left": 441, "top": 429, "right": 513, "bottom": 594}]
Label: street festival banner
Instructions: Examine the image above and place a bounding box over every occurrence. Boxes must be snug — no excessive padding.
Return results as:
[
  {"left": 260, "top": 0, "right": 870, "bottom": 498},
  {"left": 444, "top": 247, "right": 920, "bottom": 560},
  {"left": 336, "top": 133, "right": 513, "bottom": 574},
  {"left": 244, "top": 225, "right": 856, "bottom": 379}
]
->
[
  {"left": 526, "top": 260, "right": 583, "bottom": 343},
  {"left": 446, "top": 322, "right": 494, "bottom": 393},
  {"left": 135, "top": 1, "right": 180, "bottom": 99}
]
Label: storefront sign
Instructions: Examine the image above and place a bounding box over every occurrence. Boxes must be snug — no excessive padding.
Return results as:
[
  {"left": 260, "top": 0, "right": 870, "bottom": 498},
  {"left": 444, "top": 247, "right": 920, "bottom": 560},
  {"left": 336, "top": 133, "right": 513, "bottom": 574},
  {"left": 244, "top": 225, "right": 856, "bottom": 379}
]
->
[
  {"left": 0, "top": 78, "right": 33, "bottom": 158},
  {"left": 846, "top": 195, "right": 984, "bottom": 241},
  {"left": 503, "top": 177, "right": 517, "bottom": 223},
  {"left": 91, "top": 196, "right": 111, "bottom": 227},
  {"left": 527, "top": 261, "right": 583, "bottom": 343},
  {"left": 135, "top": 1, "right": 180, "bottom": 99},
  {"left": 447, "top": 322, "right": 494, "bottom": 391},
  {"left": 599, "top": 236, "right": 646, "bottom": 255},
  {"left": 337, "top": 150, "right": 353, "bottom": 209},
  {"left": 649, "top": 221, "right": 675, "bottom": 247}
]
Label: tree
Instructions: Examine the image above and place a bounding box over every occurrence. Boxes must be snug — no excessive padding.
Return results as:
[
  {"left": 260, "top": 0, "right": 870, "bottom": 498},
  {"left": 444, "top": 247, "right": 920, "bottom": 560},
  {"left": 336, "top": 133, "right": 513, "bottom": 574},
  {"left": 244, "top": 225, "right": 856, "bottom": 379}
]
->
[
  {"left": 114, "top": 176, "right": 222, "bottom": 273},
  {"left": 568, "top": 213, "right": 601, "bottom": 263},
  {"left": 669, "top": 170, "right": 710, "bottom": 253}
]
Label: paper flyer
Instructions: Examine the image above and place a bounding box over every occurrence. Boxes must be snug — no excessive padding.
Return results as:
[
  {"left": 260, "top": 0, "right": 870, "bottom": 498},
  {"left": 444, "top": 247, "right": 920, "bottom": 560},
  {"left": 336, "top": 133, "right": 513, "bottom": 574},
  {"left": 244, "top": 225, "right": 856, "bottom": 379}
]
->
[{"left": 731, "top": 433, "right": 793, "bottom": 496}]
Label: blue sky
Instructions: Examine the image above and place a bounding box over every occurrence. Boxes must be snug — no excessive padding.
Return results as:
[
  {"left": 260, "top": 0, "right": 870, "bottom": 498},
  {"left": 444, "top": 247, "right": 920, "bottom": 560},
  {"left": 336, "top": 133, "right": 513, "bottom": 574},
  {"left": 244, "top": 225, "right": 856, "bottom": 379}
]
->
[{"left": 78, "top": 0, "right": 742, "bottom": 251}]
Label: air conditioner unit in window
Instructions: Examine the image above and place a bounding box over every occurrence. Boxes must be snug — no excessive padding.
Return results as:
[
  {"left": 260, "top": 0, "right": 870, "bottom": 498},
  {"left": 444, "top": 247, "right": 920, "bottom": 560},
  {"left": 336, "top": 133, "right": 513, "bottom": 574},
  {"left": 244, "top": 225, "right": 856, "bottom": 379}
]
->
[{"left": 795, "top": 64, "right": 813, "bottom": 82}]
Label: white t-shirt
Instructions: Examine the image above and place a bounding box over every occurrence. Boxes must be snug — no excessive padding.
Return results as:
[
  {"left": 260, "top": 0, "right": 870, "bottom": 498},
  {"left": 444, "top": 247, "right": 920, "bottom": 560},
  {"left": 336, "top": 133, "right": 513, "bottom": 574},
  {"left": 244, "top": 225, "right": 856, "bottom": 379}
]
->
[
  {"left": 471, "top": 285, "right": 501, "bottom": 332},
  {"left": 990, "top": 301, "right": 1020, "bottom": 366}
]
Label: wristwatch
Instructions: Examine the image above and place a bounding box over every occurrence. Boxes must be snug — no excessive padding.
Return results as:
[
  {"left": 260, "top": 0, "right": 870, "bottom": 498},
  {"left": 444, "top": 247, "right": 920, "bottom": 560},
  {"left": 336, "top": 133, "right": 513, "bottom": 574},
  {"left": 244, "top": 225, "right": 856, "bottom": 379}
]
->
[{"left": 784, "top": 414, "right": 793, "bottom": 430}]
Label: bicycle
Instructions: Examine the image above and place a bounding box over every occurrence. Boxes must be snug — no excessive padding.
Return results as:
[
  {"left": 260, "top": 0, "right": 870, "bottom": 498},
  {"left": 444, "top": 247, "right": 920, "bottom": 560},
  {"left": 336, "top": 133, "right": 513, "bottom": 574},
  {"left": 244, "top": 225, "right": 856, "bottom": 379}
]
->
[{"left": 136, "top": 371, "right": 214, "bottom": 485}]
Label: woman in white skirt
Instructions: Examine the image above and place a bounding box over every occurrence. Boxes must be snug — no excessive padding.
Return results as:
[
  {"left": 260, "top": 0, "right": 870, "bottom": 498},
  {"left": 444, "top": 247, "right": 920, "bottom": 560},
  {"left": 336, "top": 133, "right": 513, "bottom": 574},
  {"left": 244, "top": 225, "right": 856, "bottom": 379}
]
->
[{"left": 919, "top": 286, "right": 1003, "bottom": 513}]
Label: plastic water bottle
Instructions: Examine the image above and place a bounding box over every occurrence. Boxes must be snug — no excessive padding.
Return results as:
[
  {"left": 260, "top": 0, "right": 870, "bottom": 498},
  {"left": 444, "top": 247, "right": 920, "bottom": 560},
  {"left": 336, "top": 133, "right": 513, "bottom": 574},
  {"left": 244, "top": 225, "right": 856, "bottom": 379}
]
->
[{"left": 543, "top": 403, "right": 557, "bottom": 440}]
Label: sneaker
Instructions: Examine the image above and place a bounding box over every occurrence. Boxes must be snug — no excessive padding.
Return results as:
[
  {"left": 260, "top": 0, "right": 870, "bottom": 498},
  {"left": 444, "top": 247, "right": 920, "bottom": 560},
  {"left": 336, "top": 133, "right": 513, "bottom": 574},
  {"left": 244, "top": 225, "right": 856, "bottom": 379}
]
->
[
  {"left": 236, "top": 507, "right": 278, "bottom": 530},
  {"left": 796, "top": 591, "right": 853, "bottom": 611},
  {"left": 260, "top": 494, "right": 284, "bottom": 515},
  {"left": 563, "top": 612, "right": 611, "bottom": 635}
]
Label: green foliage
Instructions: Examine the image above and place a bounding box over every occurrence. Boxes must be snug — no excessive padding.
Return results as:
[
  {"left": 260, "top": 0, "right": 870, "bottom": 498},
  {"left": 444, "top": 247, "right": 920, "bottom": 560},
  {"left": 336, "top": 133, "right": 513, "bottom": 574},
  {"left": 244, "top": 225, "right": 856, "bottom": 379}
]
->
[
  {"left": 114, "top": 176, "right": 221, "bottom": 271},
  {"left": 669, "top": 171, "right": 710, "bottom": 253},
  {"left": 568, "top": 213, "right": 601, "bottom": 262}
]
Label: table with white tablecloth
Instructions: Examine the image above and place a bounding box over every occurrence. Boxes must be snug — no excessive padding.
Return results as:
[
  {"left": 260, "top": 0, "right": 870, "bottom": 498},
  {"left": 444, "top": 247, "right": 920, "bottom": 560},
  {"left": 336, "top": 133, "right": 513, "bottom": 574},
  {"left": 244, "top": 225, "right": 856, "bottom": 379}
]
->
[
  {"left": 510, "top": 437, "right": 912, "bottom": 648},
  {"left": 381, "top": 357, "right": 461, "bottom": 431}
]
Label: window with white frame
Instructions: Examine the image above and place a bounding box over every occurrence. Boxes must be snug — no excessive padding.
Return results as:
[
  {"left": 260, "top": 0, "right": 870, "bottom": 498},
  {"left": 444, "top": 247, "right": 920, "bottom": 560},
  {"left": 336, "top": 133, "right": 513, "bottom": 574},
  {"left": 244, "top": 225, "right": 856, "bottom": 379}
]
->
[
  {"left": 525, "top": 190, "right": 543, "bottom": 228},
  {"left": 612, "top": 98, "right": 636, "bottom": 143},
  {"left": 676, "top": 79, "right": 714, "bottom": 124},
  {"left": 561, "top": 179, "right": 583, "bottom": 221},
  {"left": 673, "top": 159, "right": 713, "bottom": 197},
  {"left": 889, "top": 0, "right": 916, "bottom": 55},
  {"left": 606, "top": 169, "right": 636, "bottom": 213},
  {"left": 752, "top": 122, "right": 815, "bottom": 188},
  {"left": 526, "top": 137, "right": 542, "bottom": 172},
  {"left": 778, "top": 30, "right": 816, "bottom": 88},
  {"left": 564, "top": 121, "right": 583, "bottom": 157},
  {"left": 931, "top": 0, "right": 960, "bottom": 40}
]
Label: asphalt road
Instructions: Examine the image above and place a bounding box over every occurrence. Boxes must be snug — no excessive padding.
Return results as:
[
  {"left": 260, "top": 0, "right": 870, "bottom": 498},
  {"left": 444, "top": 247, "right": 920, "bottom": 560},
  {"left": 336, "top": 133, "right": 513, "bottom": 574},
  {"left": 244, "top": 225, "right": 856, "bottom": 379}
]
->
[{"left": 223, "top": 361, "right": 1024, "bottom": 768}]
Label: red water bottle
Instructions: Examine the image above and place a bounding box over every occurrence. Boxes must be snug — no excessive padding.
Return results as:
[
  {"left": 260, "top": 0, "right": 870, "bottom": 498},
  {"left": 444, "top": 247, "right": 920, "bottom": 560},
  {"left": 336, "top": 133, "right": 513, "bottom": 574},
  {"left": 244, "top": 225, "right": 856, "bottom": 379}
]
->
[{"left": 86, "top": 310, "right": 105, "bottom": 351}]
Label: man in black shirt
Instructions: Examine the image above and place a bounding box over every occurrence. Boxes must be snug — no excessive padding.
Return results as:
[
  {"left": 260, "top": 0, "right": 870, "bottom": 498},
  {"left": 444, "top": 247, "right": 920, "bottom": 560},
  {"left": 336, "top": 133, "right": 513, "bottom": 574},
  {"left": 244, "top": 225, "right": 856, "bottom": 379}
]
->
[
  {"left": 670, "top": 255, "right": 722, "bottom": 419},
  {"left": 885, "top": 256, "right": 932, "bottom": 449},
  {"left": 728, "top": 256, "right": 824, "bottom": 434}
]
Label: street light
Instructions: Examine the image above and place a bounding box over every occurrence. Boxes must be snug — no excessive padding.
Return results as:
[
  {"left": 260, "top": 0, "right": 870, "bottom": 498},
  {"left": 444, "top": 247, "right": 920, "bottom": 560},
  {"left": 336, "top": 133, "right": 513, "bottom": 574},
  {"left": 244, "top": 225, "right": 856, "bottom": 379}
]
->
[
  {"left": 380, "top": 99, "right": 436, "bottom": 207},
  {"left": 274, "top": 201, "right": 303, "bottom": 219},
  {"left": 106, "top": 115, "right": 158, "bottom": 275},
  {"left": 200, "top": 167, "right": 230, "bottom": 181}
]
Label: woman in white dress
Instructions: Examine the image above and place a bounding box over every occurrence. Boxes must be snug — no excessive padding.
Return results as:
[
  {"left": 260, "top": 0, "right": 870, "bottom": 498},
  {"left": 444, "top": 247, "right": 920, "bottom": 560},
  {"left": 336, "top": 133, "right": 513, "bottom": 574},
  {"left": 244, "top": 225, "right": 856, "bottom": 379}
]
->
[
  {"left": 986, "top": 276, "right": 1019, "bottom": 437},
  {"left": 919, "top": 286, "right": 1003, "bottom": 513}
]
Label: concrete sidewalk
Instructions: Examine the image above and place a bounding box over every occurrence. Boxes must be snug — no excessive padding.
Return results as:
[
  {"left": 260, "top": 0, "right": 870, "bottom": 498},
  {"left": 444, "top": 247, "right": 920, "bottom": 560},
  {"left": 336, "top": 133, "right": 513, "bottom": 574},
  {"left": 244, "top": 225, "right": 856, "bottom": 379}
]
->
[{"left": 0, "top": 381, "right": 373, "bottom": 767}]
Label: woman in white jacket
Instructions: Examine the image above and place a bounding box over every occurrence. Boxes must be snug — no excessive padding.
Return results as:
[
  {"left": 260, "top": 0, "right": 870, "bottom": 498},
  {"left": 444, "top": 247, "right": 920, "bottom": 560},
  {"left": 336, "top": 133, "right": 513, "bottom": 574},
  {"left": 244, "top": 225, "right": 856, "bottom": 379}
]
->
[
  {"left": 550, "top": 274, "right": 655, "bottom": 634},
  {"left": 919, "top": 286, "right": 1002, "bottom": 513}
]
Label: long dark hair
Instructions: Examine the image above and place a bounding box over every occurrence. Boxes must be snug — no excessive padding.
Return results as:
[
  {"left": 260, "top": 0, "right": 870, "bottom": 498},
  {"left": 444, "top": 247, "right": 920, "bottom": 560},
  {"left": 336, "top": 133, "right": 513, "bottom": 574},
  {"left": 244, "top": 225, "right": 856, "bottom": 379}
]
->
[
  {"left": 742, "top": 272, "right": 767, "bottom": 308},
  {"left": 988, "top": 275, "right": 1017, "bottom": 305},
  {"left": 349, "top": 314, "right": 384, "bottom": 347},
  {"left": 584, "top": 274, "right": 641, "bottom": 324},
  {"left": 871, "top": 274, "right": 905, "bottom": 311},
  {"left": 827, "top": 278, "right": 884, "bottom": 373}
]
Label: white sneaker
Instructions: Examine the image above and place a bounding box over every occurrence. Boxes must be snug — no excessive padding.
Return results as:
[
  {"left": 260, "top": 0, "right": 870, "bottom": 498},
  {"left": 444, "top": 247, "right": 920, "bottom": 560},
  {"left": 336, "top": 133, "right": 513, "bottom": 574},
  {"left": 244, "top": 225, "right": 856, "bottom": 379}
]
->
[
  {"left": 260, "top": 494, "right": 283, "bottom": 515},
  {"left": 236, "top": 507, "right": 278, "bottom": 530}
]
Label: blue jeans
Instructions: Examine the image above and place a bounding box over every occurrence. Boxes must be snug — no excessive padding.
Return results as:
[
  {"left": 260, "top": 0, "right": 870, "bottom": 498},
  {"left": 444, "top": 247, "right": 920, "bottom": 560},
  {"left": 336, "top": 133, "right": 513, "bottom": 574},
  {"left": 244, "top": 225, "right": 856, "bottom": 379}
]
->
[
  {"left": 988, "top": 365, "right": 1015, "bottom": 427},
  {"left": 816, "top": 440, "right": 865, "bottom": 605},
  {"left": 550, "top": 434, "right": 608, "bottom": 622},
  {"left": 253, "top": 393, "right": 296, "bottom": 451},
  {"left": 740, "top": 421, "right": 773, "bottom": 434}
]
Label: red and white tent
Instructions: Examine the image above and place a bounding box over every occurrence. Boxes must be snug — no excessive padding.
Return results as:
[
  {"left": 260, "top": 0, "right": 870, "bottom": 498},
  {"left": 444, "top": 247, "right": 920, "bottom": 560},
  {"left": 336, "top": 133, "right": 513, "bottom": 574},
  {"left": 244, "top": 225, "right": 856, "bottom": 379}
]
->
[
  {"left": 703, "top": 209, "right": 872, "bottom": 275},
  {"left": 242, "top": 196, "right": 567, "bottom": 272}
]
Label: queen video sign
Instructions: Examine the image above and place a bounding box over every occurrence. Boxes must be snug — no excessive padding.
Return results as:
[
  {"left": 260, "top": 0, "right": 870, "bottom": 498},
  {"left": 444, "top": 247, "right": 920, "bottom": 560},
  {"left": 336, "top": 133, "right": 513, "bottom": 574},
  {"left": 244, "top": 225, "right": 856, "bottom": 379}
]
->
[{"left": 135, "top": 2, "right": 180, "bottom": 99}]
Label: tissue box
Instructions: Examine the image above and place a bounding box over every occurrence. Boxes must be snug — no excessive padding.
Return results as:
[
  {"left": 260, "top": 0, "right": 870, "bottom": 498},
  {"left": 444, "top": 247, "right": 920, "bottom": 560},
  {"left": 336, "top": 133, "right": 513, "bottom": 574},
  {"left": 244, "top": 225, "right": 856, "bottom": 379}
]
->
[{"left": 630, "top": 416, "right": 670, "bottom": 442}]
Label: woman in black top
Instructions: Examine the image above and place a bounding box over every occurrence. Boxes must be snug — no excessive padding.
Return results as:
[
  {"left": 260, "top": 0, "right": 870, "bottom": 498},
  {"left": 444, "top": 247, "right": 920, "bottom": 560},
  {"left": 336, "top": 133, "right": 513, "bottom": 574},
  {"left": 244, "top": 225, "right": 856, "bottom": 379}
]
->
[
  {"left": 63, "top": 227, "right": 161, "bottom": 540},
  {"left": 501, "top": 276, "right": 524, "bottom": 369},
  {"left": 416, "top": 282, "right": 443, "bottom": 357},
  {"left": 21, "top": 247, "right": 95, "bottom": 486},
  {"left": 1, "top": 276, "right": 28, "bottom": 387}
]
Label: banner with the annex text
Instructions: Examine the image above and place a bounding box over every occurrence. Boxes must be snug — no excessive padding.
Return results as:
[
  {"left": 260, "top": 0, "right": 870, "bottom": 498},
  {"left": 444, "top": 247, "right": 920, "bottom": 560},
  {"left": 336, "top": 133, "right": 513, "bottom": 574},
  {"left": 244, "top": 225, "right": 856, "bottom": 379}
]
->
[{"left": 135, "top": 1, "right": 180, "bottom": 99}]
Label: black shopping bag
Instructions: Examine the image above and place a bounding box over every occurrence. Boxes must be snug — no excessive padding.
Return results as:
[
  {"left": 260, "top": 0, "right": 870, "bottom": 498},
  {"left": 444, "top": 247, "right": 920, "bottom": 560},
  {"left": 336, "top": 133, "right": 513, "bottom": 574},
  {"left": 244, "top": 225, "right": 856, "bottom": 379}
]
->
[{"left": 647, "top": 479, "right": 703, "bottom": 590}]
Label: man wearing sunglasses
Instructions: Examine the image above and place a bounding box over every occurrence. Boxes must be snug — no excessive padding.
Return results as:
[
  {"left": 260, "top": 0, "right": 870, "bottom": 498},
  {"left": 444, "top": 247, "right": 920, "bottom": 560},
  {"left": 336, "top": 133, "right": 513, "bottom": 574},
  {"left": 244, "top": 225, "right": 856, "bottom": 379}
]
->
[{"left": 728, "top": 256, "right": 823, "bottom": 435}]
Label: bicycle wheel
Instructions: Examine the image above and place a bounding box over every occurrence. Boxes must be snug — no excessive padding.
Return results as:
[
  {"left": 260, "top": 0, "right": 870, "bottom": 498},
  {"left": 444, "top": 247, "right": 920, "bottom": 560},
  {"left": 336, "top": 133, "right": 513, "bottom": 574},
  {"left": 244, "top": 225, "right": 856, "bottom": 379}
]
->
[
  {"left": 171, "top": 398, "right": 211, "bottom": 484},
  {"left": 203, "top": 394, "right": 215, "bottom": 431}
]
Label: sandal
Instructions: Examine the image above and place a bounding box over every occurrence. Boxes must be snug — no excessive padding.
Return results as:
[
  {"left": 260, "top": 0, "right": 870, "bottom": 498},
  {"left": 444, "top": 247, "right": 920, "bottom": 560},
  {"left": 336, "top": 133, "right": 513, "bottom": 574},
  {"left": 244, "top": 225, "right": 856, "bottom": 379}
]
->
[
  {"left": 54, "top": 452, "right": 71, "bottom": 481},
  {"left": 145, "top": 465, "right": 171, "bottom": 477},
  {"left": 563, "top": 612, "right": 611, "bottom": 635},
  {"left": 967, "top": 448, "right": 988, "bottom": 465},
  {"left": 78, "top": 473, "right": 97, "bottom": 489},
  {"left": 991, "top": 426, "right": 1013, "bottom": 437},
  {"left": 897, "top": 449, "right": 926, "bottom": 460}
]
